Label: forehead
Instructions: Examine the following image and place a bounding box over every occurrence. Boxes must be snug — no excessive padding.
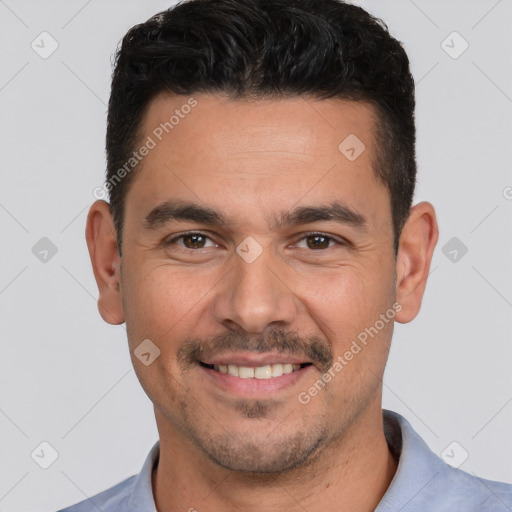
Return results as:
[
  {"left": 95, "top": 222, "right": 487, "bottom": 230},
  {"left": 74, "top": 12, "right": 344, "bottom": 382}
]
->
[
  {"left": 125, "top": 92, "right": 388, "bottom": 228},
  {"left": 141, "top": 92, "right": 378, "bottom": 157}
]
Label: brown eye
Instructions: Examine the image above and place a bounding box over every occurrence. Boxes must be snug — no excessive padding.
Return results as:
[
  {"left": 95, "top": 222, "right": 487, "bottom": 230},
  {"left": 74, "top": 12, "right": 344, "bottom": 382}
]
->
[
  {"left": 165, "top": 232, "right": 216, "bottom": 249},
  {"left": 182, "top": 233, "right": 208, "bottom": 248},
  {"left": 304, "top": 234, "right": 334, "bottom": 250}
]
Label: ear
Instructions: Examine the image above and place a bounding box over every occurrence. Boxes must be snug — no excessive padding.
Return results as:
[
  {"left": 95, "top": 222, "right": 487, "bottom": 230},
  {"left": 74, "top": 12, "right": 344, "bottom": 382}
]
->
[
  {"left": 85, "top": 200, "right": 124, "bottom": 325},
  {"left": 394, "top": 201, "right": 439, "bottom": 323}
]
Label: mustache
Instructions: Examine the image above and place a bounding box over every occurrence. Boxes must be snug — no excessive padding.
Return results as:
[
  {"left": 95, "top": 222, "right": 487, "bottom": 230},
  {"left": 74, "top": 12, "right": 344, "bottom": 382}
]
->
[{"left": 177, "top": 329, "right": 333, "bottom": 372}]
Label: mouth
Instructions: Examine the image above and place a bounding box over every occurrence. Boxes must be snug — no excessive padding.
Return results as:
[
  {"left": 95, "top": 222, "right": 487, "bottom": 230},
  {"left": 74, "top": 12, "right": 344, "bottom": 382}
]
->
[
  {"left": 199, "top": 361, "right": 313, "bottom": 379},
  {"left": 196, "top": 354, "right": 315, "bottom": 398}
]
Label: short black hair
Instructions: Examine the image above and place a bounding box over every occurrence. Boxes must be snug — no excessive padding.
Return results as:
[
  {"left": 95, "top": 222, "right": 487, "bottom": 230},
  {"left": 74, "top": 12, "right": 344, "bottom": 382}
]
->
[{"left": 106, "top": 0, "right": 416, "bottom": 255}]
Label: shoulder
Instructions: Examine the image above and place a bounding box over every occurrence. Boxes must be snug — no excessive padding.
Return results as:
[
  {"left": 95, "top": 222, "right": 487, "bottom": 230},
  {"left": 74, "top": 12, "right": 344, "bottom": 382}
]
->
[
  {"left": 56, "top": 475, "right": 136, "bottom": 512},
  {"left": 56, "top": 440, "right": 159, "bottom": 512},
  {"left": 421, "top": 464, "right": 512, "bottom": 511},
  {"left": 379, "top": 410, "right": 512, "bottom": 512}
]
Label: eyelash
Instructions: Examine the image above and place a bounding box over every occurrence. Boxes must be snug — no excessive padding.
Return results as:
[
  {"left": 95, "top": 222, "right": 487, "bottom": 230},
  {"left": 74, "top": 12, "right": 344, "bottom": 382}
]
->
[{"left": 163, "top": 231, "right": 348, "bottom": 250}]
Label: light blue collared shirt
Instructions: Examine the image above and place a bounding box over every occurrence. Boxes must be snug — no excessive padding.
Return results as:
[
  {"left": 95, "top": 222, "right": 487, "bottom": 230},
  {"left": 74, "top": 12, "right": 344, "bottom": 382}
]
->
[{"left": 57, "top": 410, "right": 512, "bottom": 511}]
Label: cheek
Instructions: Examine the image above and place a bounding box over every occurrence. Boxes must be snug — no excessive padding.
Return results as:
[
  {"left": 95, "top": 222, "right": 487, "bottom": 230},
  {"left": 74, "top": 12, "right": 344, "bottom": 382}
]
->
[
  {"left": 296, "top": 267, "right": 395, "bottom": 408},
  {"left": 122, "top": 264, "right": 212, "bottom": 349},
  {"left": 295, "top": 262, "right": 395, "bottom": 344},
  {"left": 121, "top": 266, "right": 202, "bottom": 403}
]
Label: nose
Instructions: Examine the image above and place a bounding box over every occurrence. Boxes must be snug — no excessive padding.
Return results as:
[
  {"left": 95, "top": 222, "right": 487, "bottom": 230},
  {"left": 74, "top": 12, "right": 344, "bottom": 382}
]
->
[{"left": 212, "top": 247, "right": 298, "bottom": 334}]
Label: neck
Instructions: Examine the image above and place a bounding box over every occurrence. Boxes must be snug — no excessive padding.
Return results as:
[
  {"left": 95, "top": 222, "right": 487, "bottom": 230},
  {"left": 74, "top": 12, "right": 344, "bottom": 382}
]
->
[{"left": 152, "top": 405, "right": 397, "bottom": 512}]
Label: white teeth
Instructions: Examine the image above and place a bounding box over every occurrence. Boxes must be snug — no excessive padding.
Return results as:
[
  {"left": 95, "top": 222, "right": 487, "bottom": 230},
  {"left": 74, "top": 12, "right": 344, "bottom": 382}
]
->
[
  {"left": 271, "top": 363, "right": 283, "bottom": 377},
  {"left": 239, "top": 366, "right": 255, "bottom": 379},
  {"left": 254, "top": 365, "right": 272, "bottom": 379},
  {"left": 208, "top": 362, "right": 305, "bottom": 379}
]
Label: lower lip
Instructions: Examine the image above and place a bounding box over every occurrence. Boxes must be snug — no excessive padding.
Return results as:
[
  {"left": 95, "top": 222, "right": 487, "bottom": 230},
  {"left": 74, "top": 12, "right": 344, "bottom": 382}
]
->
[{"left": 199, "top": 364, "right": 314, "bottom": 397}]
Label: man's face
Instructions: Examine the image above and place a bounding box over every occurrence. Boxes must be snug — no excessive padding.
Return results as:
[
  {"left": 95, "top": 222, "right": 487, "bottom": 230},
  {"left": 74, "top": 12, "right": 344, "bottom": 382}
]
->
[{"left": 116, "top": 94, "right": 399, "bottom": 472}]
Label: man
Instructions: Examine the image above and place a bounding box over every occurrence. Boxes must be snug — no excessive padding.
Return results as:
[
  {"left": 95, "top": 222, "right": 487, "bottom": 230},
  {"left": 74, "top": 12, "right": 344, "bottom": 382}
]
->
[{"left": 58, "top": 0, "right": 512, "bottom": 510}]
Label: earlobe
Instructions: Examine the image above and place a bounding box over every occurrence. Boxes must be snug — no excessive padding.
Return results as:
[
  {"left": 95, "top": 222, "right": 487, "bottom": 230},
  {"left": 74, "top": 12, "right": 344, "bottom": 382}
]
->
[
  {"left": 394, "top": 202, "right": 439, "bottom": 324},
  {"left": 85, "top": 200, "right": 125, "bottom": 325}
]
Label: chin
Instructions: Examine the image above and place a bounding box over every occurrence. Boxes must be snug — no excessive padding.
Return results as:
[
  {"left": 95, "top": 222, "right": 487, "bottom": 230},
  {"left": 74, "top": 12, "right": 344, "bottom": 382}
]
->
[{"left": 189, "top": 424, "right": 329, "bottom": 474}]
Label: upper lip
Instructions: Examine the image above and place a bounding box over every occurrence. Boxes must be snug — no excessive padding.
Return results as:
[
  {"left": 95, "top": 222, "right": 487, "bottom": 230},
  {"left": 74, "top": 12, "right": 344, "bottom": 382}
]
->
[{"left": 199, "top": 352, "right": 311, "bottom": 367}]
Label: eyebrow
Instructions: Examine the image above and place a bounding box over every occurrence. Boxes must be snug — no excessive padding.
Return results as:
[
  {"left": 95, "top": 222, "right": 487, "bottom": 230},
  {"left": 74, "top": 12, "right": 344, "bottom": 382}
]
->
[
  {"left": 143, "top": 200, "right": 367, "bottom": 231},
  {"left": 144, "top": 201, "right": 228, "bottom": 230},
  {"left": 274, "top": 202, "right": 367, "bottom": 230}
]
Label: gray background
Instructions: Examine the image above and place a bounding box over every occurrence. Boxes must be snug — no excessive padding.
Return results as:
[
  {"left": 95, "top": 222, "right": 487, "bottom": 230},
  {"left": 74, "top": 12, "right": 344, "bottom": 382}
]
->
[{"left": 0, "top": 1, "right": 511, "bottom": 511}]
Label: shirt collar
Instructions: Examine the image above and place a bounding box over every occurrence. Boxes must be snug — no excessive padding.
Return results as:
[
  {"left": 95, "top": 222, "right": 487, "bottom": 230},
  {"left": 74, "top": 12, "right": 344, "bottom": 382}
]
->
[
  {"left": 127, "top": 440, "right": 160, "bottom": 512},
  {"left": 376, "top": 409, "right": 445, "bottom": 511}
]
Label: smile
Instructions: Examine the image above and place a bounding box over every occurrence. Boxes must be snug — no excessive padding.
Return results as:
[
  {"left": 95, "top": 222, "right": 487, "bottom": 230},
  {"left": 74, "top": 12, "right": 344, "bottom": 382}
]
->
[{"left": 199, "top": 362, "right": 312, "bottom": 379}]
